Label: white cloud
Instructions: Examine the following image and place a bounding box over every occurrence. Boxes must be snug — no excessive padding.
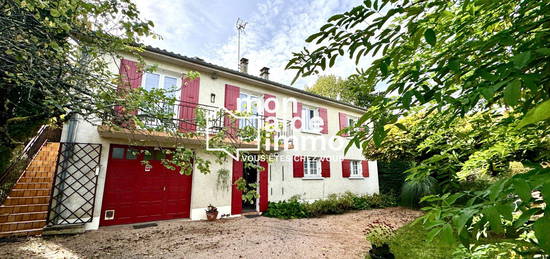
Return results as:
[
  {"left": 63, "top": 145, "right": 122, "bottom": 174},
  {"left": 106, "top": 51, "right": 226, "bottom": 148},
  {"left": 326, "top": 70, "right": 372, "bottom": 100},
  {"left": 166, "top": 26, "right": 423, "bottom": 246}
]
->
[
  {"left": 134, "top": 0, "right": 376, "bottom": 90},
  {"left": 210, "top": 0, "right": 367, "bottom": 89}
]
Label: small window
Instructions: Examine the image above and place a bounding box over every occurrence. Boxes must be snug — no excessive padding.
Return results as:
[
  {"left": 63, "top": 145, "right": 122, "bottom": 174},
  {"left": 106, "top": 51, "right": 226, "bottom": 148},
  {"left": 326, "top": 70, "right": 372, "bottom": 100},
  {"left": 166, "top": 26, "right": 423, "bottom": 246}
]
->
[
  {"left": 163, "top": 76, "right": 178, "bottom": 98},
  {"left": 350, "top": 160, "right": 362, "bottom": 177},
  {"left": 302, "top": 106, "right": 321, "bottom": 132},
  {"left": 303, "top": 157, "right": 321, "bottom": 177},
  {"left": 126, "top": 149, "right": 138, "bottom": 160},
  {"left": 111, "top": 147, "right": 125, "bottom": 159},
  {"left": 144, "top": 72, "right": 160, "bottom": 91}
]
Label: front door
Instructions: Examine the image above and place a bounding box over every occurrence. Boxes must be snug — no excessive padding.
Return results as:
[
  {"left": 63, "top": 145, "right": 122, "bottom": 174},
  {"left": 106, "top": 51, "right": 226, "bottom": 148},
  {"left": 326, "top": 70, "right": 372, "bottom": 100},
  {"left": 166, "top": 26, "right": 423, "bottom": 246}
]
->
[{"left": 242, "top": 163, "right": 258, "bottom": 212}]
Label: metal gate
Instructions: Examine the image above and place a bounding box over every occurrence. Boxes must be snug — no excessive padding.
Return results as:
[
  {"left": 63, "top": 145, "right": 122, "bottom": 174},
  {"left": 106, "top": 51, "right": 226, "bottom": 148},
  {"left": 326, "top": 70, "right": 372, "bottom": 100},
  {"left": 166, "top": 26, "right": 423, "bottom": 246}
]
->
[{"left": 47, "top": 142, "right": 102, "bottom": 225}]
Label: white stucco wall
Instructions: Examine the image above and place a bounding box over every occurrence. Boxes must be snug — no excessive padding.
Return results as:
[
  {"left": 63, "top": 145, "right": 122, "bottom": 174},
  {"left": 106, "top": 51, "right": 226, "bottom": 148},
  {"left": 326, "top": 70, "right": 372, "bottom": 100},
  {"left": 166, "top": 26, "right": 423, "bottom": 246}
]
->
[{"left": 60, "top": 51, "right": 379, "bottom": 229}]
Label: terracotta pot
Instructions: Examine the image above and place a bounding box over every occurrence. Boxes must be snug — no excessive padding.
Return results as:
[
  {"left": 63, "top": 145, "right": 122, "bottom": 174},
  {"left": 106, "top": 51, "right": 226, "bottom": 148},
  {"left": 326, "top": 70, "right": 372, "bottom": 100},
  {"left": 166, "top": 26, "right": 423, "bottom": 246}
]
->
[{"left": 206, "top": 211, "right": 218, "bottom": 221}]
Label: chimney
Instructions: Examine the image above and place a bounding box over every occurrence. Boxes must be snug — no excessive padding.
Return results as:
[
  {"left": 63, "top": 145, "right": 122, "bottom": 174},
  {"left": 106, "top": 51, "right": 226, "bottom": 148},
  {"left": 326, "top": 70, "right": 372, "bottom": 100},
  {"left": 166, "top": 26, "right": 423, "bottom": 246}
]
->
[
  {"left": 239, "top": 58, "right": 248, "bottom": 73},
  {"left": 260, "top": 67, "right": 270, "bottom": 80}
]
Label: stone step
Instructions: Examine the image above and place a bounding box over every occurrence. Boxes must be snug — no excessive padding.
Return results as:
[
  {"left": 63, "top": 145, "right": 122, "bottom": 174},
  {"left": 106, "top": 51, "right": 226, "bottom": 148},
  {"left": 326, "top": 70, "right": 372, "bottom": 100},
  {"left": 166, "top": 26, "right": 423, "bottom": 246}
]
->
[
  {"left": 18, "top": 177, "right": 53, "bottom": 183},
  {"left": 0, "top": 211, "right": 48, "bottom": 223},
  {"left": 3, "top": 196, "right": 50, "bottom": 206},
  {"left": 0, "top": 220, "right": 46, "bottom": 233},
  {"left": 8, "top": 189, "right": 51, "bottom": 197},
  {"left": 13, "top": 182, "right": 51, "bottom": 190},
  {"left": 0, "top": 204, "right": 49, "bottom": 215}
]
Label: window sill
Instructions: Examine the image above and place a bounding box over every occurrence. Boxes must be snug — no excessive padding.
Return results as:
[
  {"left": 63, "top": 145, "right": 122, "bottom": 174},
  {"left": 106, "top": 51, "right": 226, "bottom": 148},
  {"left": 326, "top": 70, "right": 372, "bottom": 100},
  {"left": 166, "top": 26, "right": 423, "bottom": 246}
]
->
[
  {"left": 348, "top": 176, "right": 364, "bottom": 180},
  {"left": 301, "top": 130, "right": 322, "bottom": 135},
  {"left": 302, "top": 176, "right": 324, "bottom": 180}
]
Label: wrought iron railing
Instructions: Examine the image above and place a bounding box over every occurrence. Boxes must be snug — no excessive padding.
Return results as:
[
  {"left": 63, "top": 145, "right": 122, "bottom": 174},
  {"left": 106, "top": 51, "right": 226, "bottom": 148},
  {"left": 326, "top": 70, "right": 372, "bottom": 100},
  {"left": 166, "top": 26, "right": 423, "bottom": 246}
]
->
[
  {"left": 0, "top": 125, "right": 61, "bottom": 203},
  {"left": 110, "top": 100, "right": 294, "bottom": 146}
]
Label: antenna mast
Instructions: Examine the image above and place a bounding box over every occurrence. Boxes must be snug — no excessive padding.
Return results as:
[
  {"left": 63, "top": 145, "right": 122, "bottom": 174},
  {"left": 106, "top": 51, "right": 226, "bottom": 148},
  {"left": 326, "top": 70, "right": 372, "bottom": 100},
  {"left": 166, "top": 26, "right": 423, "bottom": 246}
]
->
[{"left": 236, "top": 18, "right": 247, "bottom": 69}]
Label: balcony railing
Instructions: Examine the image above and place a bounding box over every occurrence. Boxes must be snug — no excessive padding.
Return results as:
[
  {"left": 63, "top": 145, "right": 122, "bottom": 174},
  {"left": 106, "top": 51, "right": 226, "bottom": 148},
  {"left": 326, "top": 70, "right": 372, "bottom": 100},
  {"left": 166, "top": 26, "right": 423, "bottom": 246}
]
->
[{"left": 104, "top": 100, "right": 293, "bottom": 148}]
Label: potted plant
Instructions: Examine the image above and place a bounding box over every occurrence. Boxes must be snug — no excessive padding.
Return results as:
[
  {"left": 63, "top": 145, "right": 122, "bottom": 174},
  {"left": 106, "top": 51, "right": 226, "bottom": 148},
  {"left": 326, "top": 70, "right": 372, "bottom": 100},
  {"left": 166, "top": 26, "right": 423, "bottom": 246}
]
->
[{"left": 205, "top": 204, "right": 218, "bottom": 221}]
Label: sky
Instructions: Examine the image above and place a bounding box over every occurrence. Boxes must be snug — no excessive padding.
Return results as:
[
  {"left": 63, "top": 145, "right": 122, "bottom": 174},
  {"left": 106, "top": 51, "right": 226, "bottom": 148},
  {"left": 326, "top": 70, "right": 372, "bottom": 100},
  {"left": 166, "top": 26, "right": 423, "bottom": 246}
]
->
[{"left": 134, "top": 0, "right": 367, "bottom": 89}]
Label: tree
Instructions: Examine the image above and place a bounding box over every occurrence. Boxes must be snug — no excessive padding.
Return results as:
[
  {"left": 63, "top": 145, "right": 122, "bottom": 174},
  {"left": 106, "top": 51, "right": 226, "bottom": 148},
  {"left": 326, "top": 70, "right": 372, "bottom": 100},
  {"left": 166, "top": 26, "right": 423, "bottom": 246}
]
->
[
  {"left": 288, "top": 0, "right": 550, "bottom": 255},
  {"left": 305, "top": 74, "right": 378, "bottom": 107},
  {"left": 305, "top": 75, "right": 346, "bottom": 100},
  {"left": 0, "top": 0, "right": 154, "bottom": 171}
]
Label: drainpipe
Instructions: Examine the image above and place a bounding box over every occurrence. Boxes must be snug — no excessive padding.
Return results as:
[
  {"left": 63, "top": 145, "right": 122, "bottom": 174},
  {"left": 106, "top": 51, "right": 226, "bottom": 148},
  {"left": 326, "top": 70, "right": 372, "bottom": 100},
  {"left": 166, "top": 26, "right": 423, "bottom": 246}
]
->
[{"left": 52, "top": 113, "right": 78, "bottom": 225}]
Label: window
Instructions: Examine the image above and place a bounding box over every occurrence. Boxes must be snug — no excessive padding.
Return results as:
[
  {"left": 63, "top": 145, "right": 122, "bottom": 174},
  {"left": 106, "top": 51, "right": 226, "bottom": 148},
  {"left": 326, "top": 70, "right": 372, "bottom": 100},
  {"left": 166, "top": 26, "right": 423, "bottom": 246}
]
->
[
  {"left": 302, "top": 106, "right": 321, "bottom": 133},
  {"left": 348, "top": 116, "right": 358, "bottom": 128},
  {"left": 350, "top": 160, "right": 362, "bottom": 177},
  {"left": 238, "top": 92, "right": 261, "bottom": 129},
  {"left": 141, "top": 72, "right": 180, "bottom": 126},
  {"left": 111, "top": 147, "right": 125, "bottom": 159},
  {"left": 303, "top": 157, "right": 321, "bottom": 177},
  {"left": 143, "top": 72, "right": 178, "bottom": 94}
]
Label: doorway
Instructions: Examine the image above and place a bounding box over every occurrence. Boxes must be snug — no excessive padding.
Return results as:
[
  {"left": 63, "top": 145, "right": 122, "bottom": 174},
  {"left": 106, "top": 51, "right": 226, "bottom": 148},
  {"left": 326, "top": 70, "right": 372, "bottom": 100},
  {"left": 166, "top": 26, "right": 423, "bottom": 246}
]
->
[{"left": 242, "top": 162, "right": 258, "bottom": 212}]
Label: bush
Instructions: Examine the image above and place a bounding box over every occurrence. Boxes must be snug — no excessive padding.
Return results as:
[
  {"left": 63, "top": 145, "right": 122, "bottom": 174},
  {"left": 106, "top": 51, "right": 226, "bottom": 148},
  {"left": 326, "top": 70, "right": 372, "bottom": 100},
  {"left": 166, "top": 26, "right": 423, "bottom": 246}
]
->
[
  {"left": 400, "top": 176, "right": 438, "bottom": 208},
  {"left": 264, "top": 192, "right": 397, "bottom": 219},
  {"left": 262, "top": 195, "right": 310, "bottom": 219},
  {"left": 377, "top": 160, "right": 411, "bottom": 195}
]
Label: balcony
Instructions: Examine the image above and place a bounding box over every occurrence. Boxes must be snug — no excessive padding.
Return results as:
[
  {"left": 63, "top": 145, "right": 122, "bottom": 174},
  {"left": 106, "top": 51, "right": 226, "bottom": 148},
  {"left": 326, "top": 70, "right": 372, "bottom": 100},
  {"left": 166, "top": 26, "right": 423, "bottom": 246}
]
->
[{"left": 97, "top": 100, "right": 293, "bottom": 151}]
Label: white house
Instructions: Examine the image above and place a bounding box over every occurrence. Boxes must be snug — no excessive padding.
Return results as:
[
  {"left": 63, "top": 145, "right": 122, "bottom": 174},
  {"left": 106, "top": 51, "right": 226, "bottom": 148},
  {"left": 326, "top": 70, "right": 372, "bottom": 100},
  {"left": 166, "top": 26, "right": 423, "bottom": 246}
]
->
[{"left": 58, "top": 46, "right": 379, "bottom": 230}]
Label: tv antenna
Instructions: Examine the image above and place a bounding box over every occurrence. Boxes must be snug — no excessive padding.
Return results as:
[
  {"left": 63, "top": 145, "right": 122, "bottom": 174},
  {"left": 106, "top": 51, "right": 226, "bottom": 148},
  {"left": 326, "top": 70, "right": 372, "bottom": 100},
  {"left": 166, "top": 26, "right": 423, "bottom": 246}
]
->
[{"left": 236, "top": 18, "right": 247, "bottom": 68}]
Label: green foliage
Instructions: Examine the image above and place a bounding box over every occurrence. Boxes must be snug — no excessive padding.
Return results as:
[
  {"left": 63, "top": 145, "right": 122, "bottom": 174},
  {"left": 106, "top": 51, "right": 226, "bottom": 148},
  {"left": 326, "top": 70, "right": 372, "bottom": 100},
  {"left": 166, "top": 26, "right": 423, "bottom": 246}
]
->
[
  {"left": 215, "top": 168, "right": 230, "bottom": 192},
  {"left": 291, "top": 0, "right": 549, "bottom": 254},
  {"left": 264, "top": 192, "right": 397, "bottom": 219},
  {"left": 400, "top": 175, "right": 437, "bottom": 208},
  {"left": 418, "top": 166, "right": 550, "bottom": 256},
  {"left": 263, "top": 195, "right": 310, "bottom": 219},
  {"left": 1, "top": 0, "right": 155, "bottom": 170},
  {"left": 365, "top": 222, "right": 396, "bottom": 247},
  {"left": 377, "top": 160, "right": 409, "bottom": 195},
  {"left": 288, "top": 0, "right": 549, "bottom": 131},
  {"left": 371, "top": 222, "right": 456, "bottom": 259},
  {"left": 305, "top": 75, "right": 378, "bottom": 107}
]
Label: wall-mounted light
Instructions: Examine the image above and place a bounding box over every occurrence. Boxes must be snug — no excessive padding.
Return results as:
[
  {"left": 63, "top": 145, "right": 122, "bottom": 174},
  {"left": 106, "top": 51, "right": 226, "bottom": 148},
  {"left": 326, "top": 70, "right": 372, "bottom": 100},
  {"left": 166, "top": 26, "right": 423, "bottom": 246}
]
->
[
  {"left": 210, "top": 93, "right": 216, "bottom": 103},
  {"left": 210, "top": 72, "right": 218, "bottom": 80}
]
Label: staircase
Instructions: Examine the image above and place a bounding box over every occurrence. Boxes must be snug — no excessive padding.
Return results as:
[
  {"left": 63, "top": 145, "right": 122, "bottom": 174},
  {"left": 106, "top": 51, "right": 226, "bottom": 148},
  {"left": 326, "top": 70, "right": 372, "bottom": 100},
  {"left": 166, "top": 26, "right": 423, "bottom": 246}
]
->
[{"left": 0, "top": 142, "right": 60, "bottom": 238}]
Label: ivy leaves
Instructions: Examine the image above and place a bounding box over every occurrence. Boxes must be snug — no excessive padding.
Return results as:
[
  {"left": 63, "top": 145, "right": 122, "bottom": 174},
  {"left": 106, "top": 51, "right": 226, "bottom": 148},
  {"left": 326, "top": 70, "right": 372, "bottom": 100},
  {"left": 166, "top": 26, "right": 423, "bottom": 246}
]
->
[{"left": 424, "top": 29, "right": 436, "bottom": 47}]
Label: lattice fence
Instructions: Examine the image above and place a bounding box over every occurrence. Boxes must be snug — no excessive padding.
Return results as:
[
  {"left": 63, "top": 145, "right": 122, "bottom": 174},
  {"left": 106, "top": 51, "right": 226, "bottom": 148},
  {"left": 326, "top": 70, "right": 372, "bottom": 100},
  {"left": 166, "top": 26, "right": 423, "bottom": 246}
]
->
[{"left": 47, "top": 143, "right": 102, "bottom": 225}]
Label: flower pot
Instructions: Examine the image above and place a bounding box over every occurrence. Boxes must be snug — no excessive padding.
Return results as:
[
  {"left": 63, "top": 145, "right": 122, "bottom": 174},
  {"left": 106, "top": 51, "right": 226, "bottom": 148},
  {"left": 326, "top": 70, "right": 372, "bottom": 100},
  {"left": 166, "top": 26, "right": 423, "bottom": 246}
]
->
[{"left": 206, "top": 211, "right": 218, "bottom": 221}]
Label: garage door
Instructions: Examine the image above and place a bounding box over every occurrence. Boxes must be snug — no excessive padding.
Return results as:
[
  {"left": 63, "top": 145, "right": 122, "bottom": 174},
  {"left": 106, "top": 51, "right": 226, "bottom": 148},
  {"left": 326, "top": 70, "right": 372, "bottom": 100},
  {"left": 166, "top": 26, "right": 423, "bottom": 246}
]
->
[{"left": 100, "top": 145, "right": 192, "bottom": 226}]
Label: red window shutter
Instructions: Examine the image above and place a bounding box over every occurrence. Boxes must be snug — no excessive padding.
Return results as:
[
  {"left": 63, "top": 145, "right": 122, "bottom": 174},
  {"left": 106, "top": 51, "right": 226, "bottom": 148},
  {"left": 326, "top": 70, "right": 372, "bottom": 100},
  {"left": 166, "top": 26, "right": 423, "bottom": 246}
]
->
[
  {"left": 292, "top": 102, "right": 302, "bottom": 129},
  {"left": 362, "top": 160, "right": 370, "bottom": 177},
  {"left": 342, "top": 159, "right": 351, "bottom": 178},
  {"left": 318, "top": 108, "right": 328, "bottom": 134},
  {"left": 231, "top": 159, "right": 243, "bottom": 215},
  {"left": 224, "top": 84, "right": 240, "bottom": 111},
  {"left": 321, "top": 158, "right": 331, "bottom": 178},
  {"left": 118, "top": 58, "right": 143, "bottom": 90},
  {"left": 263, "top": 94, "right": 276, "bottom": 117},
  {"left": 293, "top": 155, "right": 304, "bottom": 178},
  {"left": 115, "top": 59, "right": 142, "bottom": 124},
  {"left": 224, "top": 84, "right": 240, "bottom": 137},
  {"left": 179, "top": 77, "right": 200, "bottom": 132},
  {"left": 339, "top": 112, "right": 348, "bottom": 137},
  {"left": 259, "top": 161, "right": 269, "bottom": 212}
]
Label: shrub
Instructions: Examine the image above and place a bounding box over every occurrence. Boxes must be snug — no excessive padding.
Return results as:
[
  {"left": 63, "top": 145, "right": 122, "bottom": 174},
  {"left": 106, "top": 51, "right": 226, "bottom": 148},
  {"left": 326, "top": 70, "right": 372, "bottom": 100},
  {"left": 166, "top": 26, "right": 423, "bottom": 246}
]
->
[
  {"left": 400, "top": 176, "right": 437, "bottom": 208},
  {"left": 366, "top": 192, "right": 398, "bottom": 208},
  {"left": 264, "top": 192, "right": 397, "bottom": 219},
  {"left": 262, "top": 195, "right": 310, "bottom": 219}
]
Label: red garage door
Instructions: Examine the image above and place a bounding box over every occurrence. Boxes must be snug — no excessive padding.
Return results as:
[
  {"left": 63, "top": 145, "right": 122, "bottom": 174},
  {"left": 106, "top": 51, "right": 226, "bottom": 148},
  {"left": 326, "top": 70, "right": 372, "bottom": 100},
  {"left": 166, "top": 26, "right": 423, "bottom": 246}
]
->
[{"left": 100, "top": 145, "right": 192, "bottom": 226}]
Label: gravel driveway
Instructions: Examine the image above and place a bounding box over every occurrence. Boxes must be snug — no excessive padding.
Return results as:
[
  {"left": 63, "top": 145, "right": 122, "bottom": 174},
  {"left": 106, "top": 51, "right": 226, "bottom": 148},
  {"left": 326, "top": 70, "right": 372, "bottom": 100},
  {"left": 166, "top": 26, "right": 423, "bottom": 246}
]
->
[{"left": 0, "top": 207, "right": 421, "bottom": 258}]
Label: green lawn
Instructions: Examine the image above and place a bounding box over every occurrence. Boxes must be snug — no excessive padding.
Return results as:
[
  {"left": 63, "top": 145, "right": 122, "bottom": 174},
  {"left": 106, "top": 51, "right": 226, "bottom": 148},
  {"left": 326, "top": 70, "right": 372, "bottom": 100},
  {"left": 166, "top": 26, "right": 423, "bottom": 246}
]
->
[{"left": 369, "top": 222, "right": 456, "bottom": 259}]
